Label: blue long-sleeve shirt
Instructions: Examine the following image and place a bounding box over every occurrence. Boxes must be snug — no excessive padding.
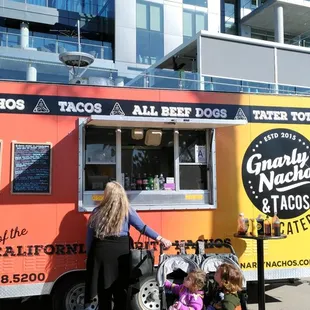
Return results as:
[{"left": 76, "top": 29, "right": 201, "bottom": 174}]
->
[{"left": 86, "top": 207, "right": 159, "bottom": 254}]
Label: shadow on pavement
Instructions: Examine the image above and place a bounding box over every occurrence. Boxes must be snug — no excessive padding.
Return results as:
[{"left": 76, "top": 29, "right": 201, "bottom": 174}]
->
[
  {"left": 0, "top": 295, "right": 52, "bottom": 310},
  {"left": 246, "top": 279, "right": 305, "bottom": 305}
]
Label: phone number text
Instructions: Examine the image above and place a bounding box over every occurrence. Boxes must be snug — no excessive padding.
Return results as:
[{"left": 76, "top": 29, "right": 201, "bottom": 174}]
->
[{"left": 1, "top": 273, "right": 46, "bottom": 284}]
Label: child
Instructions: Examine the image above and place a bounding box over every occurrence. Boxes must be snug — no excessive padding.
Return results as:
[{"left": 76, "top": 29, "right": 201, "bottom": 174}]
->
[
  {"left": 164, "top": 269, "right": 206, "bottom": 310},
  {"left": 206, "top": 263, "right": 243, "bottom": 310}
]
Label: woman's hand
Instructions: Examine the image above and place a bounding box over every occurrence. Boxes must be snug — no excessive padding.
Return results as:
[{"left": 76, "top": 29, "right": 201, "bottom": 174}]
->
[
  {"left": 156, "top": 235, "right": 172, "bottom": 249},
  {"left": 158, "top": 237, "right": 172, "bottom": 249}
]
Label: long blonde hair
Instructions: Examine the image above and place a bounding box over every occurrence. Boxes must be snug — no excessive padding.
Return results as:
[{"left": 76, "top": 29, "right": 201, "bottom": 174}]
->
[{"left": 89, "top": 181, "right": 129, "bottom": 239}]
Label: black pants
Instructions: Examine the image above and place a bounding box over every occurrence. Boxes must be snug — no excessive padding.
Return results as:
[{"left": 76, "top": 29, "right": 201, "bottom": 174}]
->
[
  {"left": 97, "top": 278, "right": 127, "bottom": 310},
  {"left": 85, "top": 236, "right": 130, "bottom": 310}
]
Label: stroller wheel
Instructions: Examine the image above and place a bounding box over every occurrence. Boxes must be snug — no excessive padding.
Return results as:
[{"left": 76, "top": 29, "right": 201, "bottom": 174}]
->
[{"left": 130, "top": 275, "right": 160, "bottom": 310}]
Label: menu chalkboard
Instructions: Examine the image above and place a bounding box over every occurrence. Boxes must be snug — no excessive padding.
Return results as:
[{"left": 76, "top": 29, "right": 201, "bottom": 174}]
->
[{"left": 11, "top": 142, "right": 52, "bottom": 194}]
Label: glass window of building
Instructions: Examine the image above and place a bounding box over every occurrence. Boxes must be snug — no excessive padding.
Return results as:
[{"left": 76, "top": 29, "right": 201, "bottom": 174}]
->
[
  {"left": 150, "top": 5, "right": 161, "bottom": 31},
  {"left": 222, "top": 0, "right": 236, "bottom": 35},
  {"left": 183, "top": 10, "right": 208, "bottom": 41},
  {"left": 183, "top": 0, "right": 208, "bottom": 8},
  {"left": 183, "top": 11, "right": 193, "bottom": 37},
  {"left": 251, "top": 0, "right": 257, "bottom": 8},
  {"left": 20, "top": 0, "right": 115, "bottom": 16},
  {"left": 136, "top": 1, "right": 164, "bottom": 65},
  {"left": 137, "top": 2, "right": 147, "bottom": 29}
]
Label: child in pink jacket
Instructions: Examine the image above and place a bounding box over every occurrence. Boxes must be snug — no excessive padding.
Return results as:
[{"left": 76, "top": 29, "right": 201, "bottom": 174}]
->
[{"left": 164, "top": 269, "right": 206, "bottom": 310}]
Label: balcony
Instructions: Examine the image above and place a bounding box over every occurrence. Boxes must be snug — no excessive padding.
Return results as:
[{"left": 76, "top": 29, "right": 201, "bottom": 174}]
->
[
  {"left": 241, "top": 0, "right": 310, "bottom": 37},
  {"left": 0, "top": 31, "right": 113, "bottom": 60}
]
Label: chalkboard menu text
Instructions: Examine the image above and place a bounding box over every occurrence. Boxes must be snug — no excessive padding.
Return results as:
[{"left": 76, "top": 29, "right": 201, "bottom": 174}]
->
[{"left": 11, "top": 142, "right": 52, "bottom": 194}]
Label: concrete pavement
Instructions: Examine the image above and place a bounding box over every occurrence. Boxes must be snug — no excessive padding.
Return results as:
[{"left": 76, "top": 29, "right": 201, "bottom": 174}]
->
[{"left": 247, "top": 278, "right": 310, "bottom": 310}]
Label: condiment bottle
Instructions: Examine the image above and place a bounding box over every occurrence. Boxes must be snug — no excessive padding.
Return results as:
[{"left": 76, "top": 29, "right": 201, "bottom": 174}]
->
[
  {"left": 247, "top": 218, "right": 252, "bottom": 236},
  {"left": 272, "top": 212, "right": 281, "bottom": 236},
  {"left": 153, "top": 175, "right": 159, "bottom": 190},
  {"left": 264, "top": 216, "right": 271, "bottom": 236},
  {"left": 251, "top": 219, "right": 258, "bottom": 237},
  {"left": 136, "top": 174, "right": 142, "bottom": 190},
  {"left": 237, "top": 213, "right": 247, "bottom": 235},
  {"left": 244, "top": 217, "right": 249, "bottom": 234},
  {"left": 148, "top": 174, "right": 154, "bottom": 190},
  {"left": 256, "top": 214, "right": 265, "bottom": 235}
]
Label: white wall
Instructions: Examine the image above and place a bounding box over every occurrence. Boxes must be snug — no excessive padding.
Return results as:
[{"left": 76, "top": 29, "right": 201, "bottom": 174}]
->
[
  {"left": 164, "top": 0, "right": 183, "bottom": 54},
  {"left": 115, "top": 0, "right": 136, "bottom": 63},
  {"left": 207, "top": 0, "right": 221, "bottom": 33}
]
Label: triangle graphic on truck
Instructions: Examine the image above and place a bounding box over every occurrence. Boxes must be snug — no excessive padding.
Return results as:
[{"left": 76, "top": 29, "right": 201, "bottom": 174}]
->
[
  {"left": 33, "top": 98, "right": 50, "bottom": 113},
  {"left": 234, "top": 108, "right": 247, "bottom": 121},
  {"left": 110, "top": 102, "right": 125, "bottom": 116}
]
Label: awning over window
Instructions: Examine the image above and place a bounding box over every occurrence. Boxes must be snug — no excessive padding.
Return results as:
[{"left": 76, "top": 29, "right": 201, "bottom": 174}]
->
[{"left": 86, "top": 115, "right": 247, "bottom": 129}]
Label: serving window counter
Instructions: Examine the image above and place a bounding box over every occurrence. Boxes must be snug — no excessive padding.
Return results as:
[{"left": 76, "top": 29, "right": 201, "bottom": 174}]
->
[{"left": 78, "top": 115, "right": 246, "bottom": 211}]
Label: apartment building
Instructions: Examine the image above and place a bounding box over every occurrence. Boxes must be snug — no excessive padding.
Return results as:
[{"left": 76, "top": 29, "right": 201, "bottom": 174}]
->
[
  {"left": 0, "top": 0, "right": 309, "bottom": 86},
  {"left": 0, "top": 0, "right": 236, "bottom": 84}
]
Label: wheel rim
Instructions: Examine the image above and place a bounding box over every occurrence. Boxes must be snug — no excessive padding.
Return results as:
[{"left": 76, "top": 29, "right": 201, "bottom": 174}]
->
[
  {"left": 138, "top": 278, "right": 160, "bottom": 310},
  {"left": 65, "top": 283, "right": 98, "bottom": 310}
]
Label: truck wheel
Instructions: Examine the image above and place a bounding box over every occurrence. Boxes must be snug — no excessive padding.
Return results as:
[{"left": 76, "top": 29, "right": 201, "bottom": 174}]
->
[
  {"left": 130, "top": 275, "right": 160, "bottom": 310},
  {"left": 52, "top": 273, "right": 98, "bottom": 310}
]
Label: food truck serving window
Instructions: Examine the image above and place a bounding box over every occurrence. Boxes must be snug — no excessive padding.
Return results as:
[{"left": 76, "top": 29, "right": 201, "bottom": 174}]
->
[{"left": 78, "top": 115, "right": 246, "bottom": 212}]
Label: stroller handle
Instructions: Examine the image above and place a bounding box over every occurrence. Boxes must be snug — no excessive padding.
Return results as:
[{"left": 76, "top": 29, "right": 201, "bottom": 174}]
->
[{"left": 160, "top": 241, "right": 236, "bottom": 256}]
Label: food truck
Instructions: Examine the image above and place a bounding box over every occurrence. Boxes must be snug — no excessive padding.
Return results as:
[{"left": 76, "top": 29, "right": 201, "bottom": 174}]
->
[{"left": 0, "top": 80, "right": 310, "bottom": 309}]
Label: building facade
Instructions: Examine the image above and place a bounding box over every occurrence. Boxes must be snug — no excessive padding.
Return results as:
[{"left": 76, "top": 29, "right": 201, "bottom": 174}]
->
[
  {"left": 0, "top": 0, "right": 309, "bottom": 88},
  {"left": 0, "top": 0, "right": 238, "bottom": 84}
]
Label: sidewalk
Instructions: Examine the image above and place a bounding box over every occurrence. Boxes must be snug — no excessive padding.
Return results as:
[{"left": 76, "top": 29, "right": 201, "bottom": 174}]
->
[{"left": 247, "top": 278, "right": 310, "bottom": 310}]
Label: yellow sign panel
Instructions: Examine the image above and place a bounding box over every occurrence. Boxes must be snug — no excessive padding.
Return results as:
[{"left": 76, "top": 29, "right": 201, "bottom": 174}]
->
[
  {"left": 92, "top": 194, "right": 104, "bottom": 201},
  {"left": 185, "top": 194, "right": 203, "bottom": 200}
]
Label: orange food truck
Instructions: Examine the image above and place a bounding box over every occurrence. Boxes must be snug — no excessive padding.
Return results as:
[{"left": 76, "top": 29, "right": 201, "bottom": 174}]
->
[{"left": 0, "top": 81, "right": 310, "bottom": 309}]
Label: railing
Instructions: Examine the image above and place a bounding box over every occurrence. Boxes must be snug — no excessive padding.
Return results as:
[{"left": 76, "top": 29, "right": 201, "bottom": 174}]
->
[
  {"left": 290, "top": 29, "right": 310, "bottom": 47},
  {"left": 242, "top": 0, "right": 310, "bottom": 18},
  {"left": 127, "top": 69, "right": 310, "bottom": 96},
  {"left": 0, "top": 31, "right": 113, "bottom": 60},
  {"left": 0, "top": 54, "right": 310, "bottom": 96},
  {"left": 10, "top": 0, "right": 114, "bottom": 17}
]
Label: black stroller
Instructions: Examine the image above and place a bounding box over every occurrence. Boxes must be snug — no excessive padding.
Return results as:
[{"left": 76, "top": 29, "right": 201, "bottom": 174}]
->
[{"left": 156, "top": 241, "right": 248, "bottom": 310}]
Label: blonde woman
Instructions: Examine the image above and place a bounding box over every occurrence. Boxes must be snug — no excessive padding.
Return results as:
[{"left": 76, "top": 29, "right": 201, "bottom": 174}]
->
[{"left": 84, "top": 181, "right": 172, "bottom": 310}]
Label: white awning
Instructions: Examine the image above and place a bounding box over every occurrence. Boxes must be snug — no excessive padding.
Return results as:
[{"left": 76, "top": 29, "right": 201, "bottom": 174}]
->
[{"left": 86, "top": 115, "right": 247, "bottom": 129}]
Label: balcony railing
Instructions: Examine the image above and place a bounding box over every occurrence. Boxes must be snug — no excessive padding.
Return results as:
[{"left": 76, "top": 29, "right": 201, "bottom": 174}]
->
[
  {"left": 290, "top": 29, "right": 310, "bottom": 48},
  {"left": 0, "top": 31, "right": 113, "bottom": 60},
  {"left": 10, "top": 0, "right": 114, "bottom": 17},
  {"left": 127, "top": 69, "right": 310, "bottom": 96},
  {"left": 0, "top": 54, "right": 310, "bottom": 97},
  {"left": 242, "top": 0, "right": 310, "bottom": 18}
]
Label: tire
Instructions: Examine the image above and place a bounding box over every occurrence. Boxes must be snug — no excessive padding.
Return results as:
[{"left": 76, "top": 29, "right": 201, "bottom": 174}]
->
[
  {"left": 52, "top": 272, "right": 98, "bottom": 310},
  {"left": 130, "top": 275, "right": 160, "bottom": 310}
]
